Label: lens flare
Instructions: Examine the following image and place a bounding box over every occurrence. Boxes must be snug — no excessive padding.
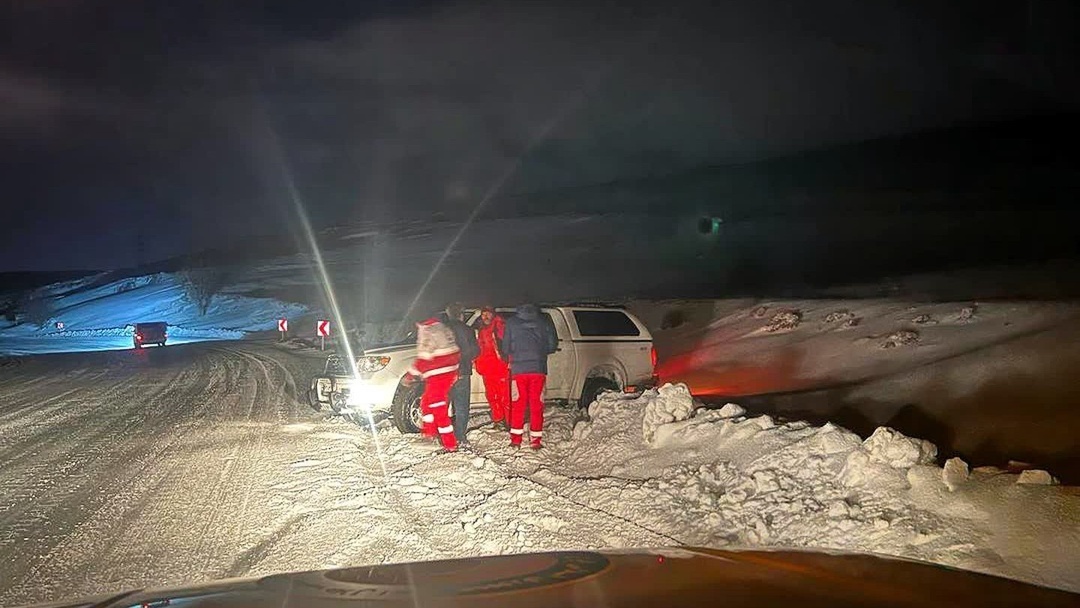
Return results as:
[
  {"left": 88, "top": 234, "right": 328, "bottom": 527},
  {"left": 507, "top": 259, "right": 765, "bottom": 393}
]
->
[{"left": 259, "top": 117, "right": 390, "bottom": 478}]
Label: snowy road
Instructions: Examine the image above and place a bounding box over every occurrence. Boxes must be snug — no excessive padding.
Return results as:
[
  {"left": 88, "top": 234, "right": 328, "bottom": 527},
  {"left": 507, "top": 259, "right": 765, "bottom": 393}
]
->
[
  {"left": 0, "top": 343, "right": 666, "bottom": 606},
  {"left": 1, "top": 342, "right": 1077, "bottom": 607}
]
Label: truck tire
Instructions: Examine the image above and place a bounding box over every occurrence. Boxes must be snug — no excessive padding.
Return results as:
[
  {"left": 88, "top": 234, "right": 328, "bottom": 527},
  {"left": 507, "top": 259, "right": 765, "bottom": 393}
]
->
[
  {"left": 329, "top": 391, "right": 344, "bottom": 415},
  {"left": 391, "top": 381, "right": 424, "bottom": 434},
  {"left": 579, "top": 377, "right": 620, "bottom": 411},
  {"left": 306, "top": 387, "right": 322, "bottom": 411}
]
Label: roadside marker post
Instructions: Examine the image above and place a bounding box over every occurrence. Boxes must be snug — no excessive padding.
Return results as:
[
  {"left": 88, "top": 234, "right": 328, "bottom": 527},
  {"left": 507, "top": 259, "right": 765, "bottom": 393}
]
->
[{"left": 317, "top": 320, "right": 331, "bottom": 351}]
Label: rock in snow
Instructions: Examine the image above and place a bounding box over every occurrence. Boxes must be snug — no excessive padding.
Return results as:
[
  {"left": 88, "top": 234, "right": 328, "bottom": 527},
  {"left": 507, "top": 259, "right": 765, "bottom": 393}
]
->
[
  {"left": 766, "top": 310, "right": 802, "bottom": 332},
  {"left": 823, "top": 309, "right": 854, "bottom": 324},
  {"left": 1016, "top": 469, "right": 1058, "bottom": 485},
  {"left": 942, "top": 457, "right": 970, "bottom": 491},
  {"left": 957, "top": 304, "right": 978, "bottom": 322},
  {"left": 881, "top": 329, "right": 920, "bottom": 349},
  {"left": 716, "top": 403, "right": 746, "bottom": 419}
]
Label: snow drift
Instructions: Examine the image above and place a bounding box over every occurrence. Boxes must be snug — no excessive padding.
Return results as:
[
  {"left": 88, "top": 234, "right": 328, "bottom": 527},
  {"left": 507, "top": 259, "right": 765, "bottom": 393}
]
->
[{"left": 516, "top": 384, "right": 1079, "bottom": 592}]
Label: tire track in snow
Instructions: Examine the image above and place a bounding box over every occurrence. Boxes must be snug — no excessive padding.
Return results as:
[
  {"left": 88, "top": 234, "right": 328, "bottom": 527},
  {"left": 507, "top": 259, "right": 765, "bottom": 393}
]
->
[
  {"left": 0, "top": 364, "right": 179, "bottom": 518},
  {"left": 0, "top": 347, "right": 235, "bottom": 605},
  {"left": 456, "top": 438, "right": 682, "bottom": 548},
  {"left": 181, "top": 346, "right": 273, "bottom": 577},
  {"left": 29, "top": 344, "right": 311, "bottom": 595},
  {"left": 4, "top": 341, "right": 664, "bottom": 605},
  {"left": 0, "top": 351, "right": 129, "bottom": 414},
  {"left": 23, "top": 351, "right": 242, "bottom": 598},
  {"left": 0, "top": 363, "right": 167, "bottom": 466},
  {"left": 0, "top": 370, "right": 103, "bottom": 432}
]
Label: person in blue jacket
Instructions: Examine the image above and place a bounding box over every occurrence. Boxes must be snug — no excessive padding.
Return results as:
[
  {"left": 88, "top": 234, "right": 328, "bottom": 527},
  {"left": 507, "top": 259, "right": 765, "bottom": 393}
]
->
[{"left": 502, "top": 303, "right": 558, "bottom": 449}]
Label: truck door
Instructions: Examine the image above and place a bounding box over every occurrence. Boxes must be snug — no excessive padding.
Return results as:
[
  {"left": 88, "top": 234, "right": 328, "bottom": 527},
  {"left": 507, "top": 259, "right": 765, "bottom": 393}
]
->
[{"left": 542, "top": 309, "right": 576, "bottom": 401}]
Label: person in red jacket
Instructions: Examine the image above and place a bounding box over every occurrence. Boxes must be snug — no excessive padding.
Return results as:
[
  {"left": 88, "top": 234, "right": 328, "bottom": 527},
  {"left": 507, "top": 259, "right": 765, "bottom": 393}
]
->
[
  {"left": 403, "top": 316, "right": 460, "bottom": 452},
  {"left": 474, "top": 306, "right": 509, "bottom": 428}
]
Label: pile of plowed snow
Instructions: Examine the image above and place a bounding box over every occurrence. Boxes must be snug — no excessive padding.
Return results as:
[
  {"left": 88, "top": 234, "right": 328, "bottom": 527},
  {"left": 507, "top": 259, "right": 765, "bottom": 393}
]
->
[{"left": 475, "top": 383, "right": 1078, "bottom": 592}]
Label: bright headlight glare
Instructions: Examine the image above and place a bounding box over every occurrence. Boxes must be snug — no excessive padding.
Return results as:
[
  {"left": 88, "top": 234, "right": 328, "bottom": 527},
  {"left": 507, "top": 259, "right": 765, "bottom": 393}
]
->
[{"left": 357, "top": 356, "right": 391, "bottom": 373}]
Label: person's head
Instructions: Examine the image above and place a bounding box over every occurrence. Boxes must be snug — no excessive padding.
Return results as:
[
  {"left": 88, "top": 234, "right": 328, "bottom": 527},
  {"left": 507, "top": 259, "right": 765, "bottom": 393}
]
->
[
  {"left": 480, "top": 306, "right": 495, "bottom": 325},
  {"left": 445, "top": 302, "right": 465, "bottom": 322},
  {"left": 516, "top": 303, "right": 539, "bottom": 320}
]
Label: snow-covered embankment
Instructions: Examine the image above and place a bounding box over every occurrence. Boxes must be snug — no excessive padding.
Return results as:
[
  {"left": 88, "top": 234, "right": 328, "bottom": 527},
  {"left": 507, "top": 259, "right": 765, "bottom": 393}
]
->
[{"left": 529, "top": 384, "right": 1079, "bottom": 593}]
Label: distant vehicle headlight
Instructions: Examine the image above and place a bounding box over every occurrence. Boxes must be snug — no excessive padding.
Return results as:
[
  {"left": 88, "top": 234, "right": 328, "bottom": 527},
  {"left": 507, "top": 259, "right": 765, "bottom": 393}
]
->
[{"left": 357, "top": 356, "right": 391, "bottom": 373}]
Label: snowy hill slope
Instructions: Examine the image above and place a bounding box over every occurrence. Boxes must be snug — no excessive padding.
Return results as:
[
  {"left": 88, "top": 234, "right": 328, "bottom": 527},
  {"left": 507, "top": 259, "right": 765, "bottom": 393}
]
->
[
  {"left": 0, "top": 272, "right": 306, "bottom": 355},
  {"left": 637, "top": 299, "right": 1080, "bottom": 396},
  {"left": 634, "top": 298, "right": 1080, "bottom": 481}
]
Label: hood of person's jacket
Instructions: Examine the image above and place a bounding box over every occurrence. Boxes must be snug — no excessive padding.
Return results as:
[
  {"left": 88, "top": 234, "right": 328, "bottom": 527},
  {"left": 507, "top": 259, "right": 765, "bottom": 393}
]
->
[{"left": 516, "top": 304, "right": 540, "bottom": 321}]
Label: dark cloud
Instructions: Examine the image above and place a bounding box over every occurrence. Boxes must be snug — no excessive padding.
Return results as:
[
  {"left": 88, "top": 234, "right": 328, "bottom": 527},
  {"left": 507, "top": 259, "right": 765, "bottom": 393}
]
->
[{"left": 0, "top": 0, "right": 1075, "bottom": 270}]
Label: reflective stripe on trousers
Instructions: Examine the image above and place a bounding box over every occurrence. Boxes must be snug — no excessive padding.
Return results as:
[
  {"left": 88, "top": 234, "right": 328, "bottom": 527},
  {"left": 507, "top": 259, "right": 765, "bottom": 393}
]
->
[
  {"left": 508, "top": 373, "right": 545, "bottom": 445},
  {"left": 419, "top": 372, "right": 458, "bottom": 451}
]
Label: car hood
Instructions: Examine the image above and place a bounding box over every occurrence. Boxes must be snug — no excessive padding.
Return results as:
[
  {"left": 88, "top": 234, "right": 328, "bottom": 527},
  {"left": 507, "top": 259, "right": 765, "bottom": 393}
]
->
[
  {"left": 362, "top": 343, "right": 415, "bottom": 356},
  {"left": 23, "top": 547, "right": 1078, "bottom": 608}
]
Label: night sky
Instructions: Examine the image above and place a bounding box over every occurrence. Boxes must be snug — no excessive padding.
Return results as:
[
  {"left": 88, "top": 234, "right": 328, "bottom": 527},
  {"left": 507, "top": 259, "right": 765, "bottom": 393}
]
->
[{"left": 1, "top": 0, "right": 1075, "bottom": 271}]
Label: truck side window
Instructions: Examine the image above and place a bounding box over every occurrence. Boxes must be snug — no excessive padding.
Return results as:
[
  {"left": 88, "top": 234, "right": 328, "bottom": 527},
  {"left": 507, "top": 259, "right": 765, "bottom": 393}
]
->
[{"left": 572, "top": 311, "right": 641, "bottom": 337}]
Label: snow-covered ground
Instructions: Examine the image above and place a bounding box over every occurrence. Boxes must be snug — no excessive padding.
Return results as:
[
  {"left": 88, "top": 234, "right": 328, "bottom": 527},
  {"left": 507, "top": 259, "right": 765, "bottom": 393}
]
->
[
  {"left": 635, "top": 298, "right": 1080, "bottom": 396},
  {"left": 0, "top": 343, "right": 1075, "bottom": 606},
  {"left": 1, "top": 214, "right": 1078, "bottom": 604}
]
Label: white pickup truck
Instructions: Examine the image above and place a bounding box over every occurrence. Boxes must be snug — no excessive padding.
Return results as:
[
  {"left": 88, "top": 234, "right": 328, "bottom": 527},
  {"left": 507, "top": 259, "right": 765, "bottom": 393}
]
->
[{"left": 308, "top": 306, "right": 657, "bottom": 433}]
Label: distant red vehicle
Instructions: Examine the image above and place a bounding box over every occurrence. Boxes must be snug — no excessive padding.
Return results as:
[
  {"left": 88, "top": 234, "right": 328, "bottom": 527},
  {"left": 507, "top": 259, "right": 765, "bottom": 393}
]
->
[{"left": 133, "top": 322, "right": 167, "bottom": 349}]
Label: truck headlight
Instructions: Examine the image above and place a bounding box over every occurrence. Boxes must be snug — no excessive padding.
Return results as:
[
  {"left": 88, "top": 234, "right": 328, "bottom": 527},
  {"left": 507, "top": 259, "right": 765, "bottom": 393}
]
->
[{"left": 357, "top": 356, "right": 391, "bottom": 373}]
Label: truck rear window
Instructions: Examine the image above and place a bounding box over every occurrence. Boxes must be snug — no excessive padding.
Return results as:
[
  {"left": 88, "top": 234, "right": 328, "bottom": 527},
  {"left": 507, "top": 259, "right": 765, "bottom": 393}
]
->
[{"left": 572, "top": 311, "right": 640, "bottom": 337}]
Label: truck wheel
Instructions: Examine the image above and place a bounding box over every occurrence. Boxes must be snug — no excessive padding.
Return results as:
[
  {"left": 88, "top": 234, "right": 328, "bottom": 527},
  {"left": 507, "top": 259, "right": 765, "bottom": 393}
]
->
[
  {"left": 391, "top": 381, "right": 424, "bottom": 434},
  {"left": 579, "top": 377, "right": 619, "bottom": 412},
  {"left": 329, "top": 392, "right": 345, "bottom": 415},
  {"left": 306, "top": 387, "right": 322, "bottom": 411}
]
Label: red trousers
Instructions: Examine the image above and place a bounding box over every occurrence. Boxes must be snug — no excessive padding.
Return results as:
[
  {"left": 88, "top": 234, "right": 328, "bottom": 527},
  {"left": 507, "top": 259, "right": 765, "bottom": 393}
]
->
[
  {"left": 476, "top": 355, "right": 509, "bottom": 422},
  {"left": 420, "top": 372, "right": 457, "bottom": 450},
  {"left": 509, "top": 373, "right": 545, "bottom": 446}
]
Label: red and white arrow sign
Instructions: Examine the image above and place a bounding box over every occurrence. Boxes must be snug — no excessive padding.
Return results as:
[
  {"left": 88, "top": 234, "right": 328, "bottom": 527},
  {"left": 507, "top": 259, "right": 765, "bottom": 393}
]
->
[
  {"left": 277, "top": 319, "right": 288, "bottom": 333},
  {"left": 316, "top": 320, "right": 331, "bottom": 337}
]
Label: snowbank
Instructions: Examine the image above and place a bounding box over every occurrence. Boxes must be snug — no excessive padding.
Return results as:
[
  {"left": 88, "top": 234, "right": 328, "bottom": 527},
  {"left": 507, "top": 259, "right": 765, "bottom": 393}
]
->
[
  {"left": 518, "top": 384, "right": 1080, "bottom": 592},
  {"left": 640, "top": 383, "right": 696, "bottom": 442}
]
